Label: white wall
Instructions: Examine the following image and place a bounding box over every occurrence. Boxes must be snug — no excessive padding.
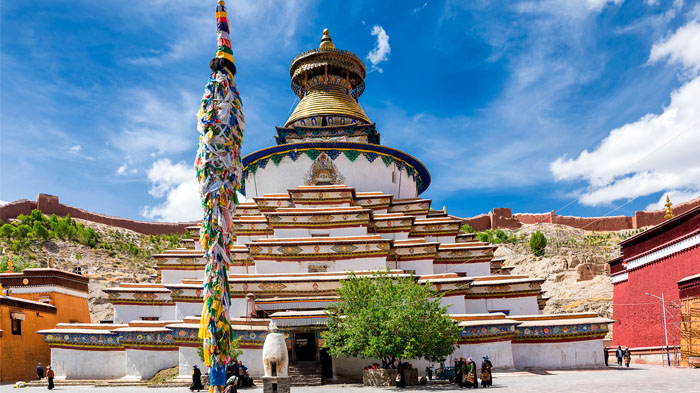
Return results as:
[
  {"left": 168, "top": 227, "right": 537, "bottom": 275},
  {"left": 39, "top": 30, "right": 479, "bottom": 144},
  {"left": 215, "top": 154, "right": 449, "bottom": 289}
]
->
[
  {"left": 375, "top": 232, "right": 410, "bottom": 241},
  {"left": 512, "top": 339, "right": 605, "bottom": 369},
  {"left": 449, "top": 341, "right": 514, "bottom": 370},
  {"left": 179, "top": 346, "right": 202, "bottom": 378},
  {"left": 161, "top": 269, "right": 203, "bottom": 284},
  {"left": 51, "top": 348, "right": 126, "bottom": 379},
  {"left": 440, "top": 295, "right": 466, "bottom": 314},
  {"left": 113, "top": 304, "right": 176, "bottom": 324},
  {"left": 230, "top": 298, "right": 248, "bottom": 318},
  {"left": 397, "top": 259, "right": 434, "bottom": 275},
  {"left": 464, "top": 296, "right": 539, "bottom": 316},
  {"left": 433, "top": 262, "right": 491, "bottom": 276},
  {"left": 273, "top": 227, "right": 368, "bottom": 238},
  {"left": 254, "top": 256, "right": 387, "bottom": 274},
  {"left": 237, "top": 348, "right": 265, "bottom": 377},
  {"left": 125, "top": 348, "right": 179, "bottom": 379},
  {"left": 424, "top": 235, "right": 457, "bottom": 244},
  {"left": 245, "top": 154, "right": 419, "bottom": 199},
  {"left": 176, "top": 302, "right": 203, "bottom": 320}
]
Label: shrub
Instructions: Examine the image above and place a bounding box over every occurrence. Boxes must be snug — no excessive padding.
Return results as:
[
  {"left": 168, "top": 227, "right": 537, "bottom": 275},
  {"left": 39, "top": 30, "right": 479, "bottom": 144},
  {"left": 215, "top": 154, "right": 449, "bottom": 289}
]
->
[
  {"left": 33, "top": 222, "right": 50, "bottom": 239},
  {"left": 0, "top": 224, "right": 16, "bottom": 238},
  {"left": 460, "top": 224, "right": 475, "bottom": 233},
  {"left": 529, "top": 231, "right": 547, "bottom": 257}
]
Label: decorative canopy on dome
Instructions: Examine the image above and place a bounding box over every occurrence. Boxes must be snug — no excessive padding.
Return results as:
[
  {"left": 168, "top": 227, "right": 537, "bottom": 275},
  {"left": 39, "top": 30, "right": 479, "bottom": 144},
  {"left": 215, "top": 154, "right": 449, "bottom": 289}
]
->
[{"left": 286, "top": 29, "right": 369, "bottom": 128}]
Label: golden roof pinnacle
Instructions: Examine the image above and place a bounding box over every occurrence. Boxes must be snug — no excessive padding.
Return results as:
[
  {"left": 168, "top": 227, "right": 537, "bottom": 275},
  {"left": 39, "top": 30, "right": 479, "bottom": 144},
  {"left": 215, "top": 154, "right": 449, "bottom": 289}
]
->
[
  {"left": 320, "top": 28, "right": 335, "bottom": 50},
  {"left": 664, "top": 195, "right": 674, "bottom": 219}
]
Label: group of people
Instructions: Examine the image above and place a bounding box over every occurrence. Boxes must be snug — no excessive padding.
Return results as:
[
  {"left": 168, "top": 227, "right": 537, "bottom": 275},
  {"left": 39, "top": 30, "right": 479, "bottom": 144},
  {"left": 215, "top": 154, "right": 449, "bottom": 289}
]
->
[
  {"left": 36, "top": 363, "right": 55, "bottom": 390},
  {"left": 190, "top": 360, "right": 255, "bottom": 393},
  {"left": 453, "top": 356, "right": 493, "bottom": 389},
  {"left": 604, "top": 346, "right": 631, "bottom": 367}
]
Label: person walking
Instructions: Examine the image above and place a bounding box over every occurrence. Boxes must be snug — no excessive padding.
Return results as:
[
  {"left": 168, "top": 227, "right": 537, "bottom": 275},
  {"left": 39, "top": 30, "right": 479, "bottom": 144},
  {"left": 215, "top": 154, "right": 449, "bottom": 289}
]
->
[
  {"left": 190, "top": 365, "right": 204, "bottom": 392},
  {"left": 480, "top": 355, "right": 493, "bottom": 387},
  {"left": 46, "top": 366, "right": 54, "bottom": 390},
  {"left": 604, "top": 348, "right": 609, "bottom": 366},
  {"left": 36, "top": 363, "right": 44, "bottom": 380},
  {"left": 624, "top": 348, "right": 631, "bottom": 368},
  {"left": 615, "top": 346, "right": 623, "bottom": 367},
  {"left": 236, "top": 360, "right": 246, "bottom": 388}
]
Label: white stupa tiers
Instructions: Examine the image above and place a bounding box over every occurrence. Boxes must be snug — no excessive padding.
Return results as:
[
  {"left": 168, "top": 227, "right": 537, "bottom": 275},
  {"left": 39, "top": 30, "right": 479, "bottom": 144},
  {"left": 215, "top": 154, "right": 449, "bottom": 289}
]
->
[{"left": 39, "top": 29, "right": 612, "bottom": 382}]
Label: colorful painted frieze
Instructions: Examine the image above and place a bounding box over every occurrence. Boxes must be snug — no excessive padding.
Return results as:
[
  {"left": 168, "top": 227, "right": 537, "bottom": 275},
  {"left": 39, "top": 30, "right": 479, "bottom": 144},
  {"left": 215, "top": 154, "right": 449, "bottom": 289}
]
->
[
  {"left": 388, "top": 198, "right": 431, "bottom": 217},
  {"left": 253, "top": 194, "right": 294, "bottom": 212},
  {"left": 265, "top": 206, "right": 371, "bottom": 229},
  {"left": 248, "top": 235, "right": 391, "bottom": 261},
  {"left": 288, "top": 185, "right": 355, "bottom": 206},
  {"left": 371, "top": 213, "right": 415, "bottom": 236},
  {"left": 353, "top": 192, "right": 392, "bottom": 212}
]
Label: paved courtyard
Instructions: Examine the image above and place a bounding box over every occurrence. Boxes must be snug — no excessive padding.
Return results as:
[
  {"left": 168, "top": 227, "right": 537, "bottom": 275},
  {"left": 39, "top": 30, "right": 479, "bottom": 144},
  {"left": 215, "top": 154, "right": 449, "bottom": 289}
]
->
[{"left": 1, "top": 365, "right": 698, "bottom": 393}]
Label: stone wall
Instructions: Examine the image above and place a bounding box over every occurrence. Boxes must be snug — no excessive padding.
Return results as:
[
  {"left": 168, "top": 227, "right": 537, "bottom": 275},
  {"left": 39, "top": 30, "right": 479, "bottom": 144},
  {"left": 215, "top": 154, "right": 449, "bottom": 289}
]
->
[
  {"left": 0, "top": 194, "right": 193, "bottom": 235},
  {"left": 464, "top": 196, "right": 700, "bottom": 232}
]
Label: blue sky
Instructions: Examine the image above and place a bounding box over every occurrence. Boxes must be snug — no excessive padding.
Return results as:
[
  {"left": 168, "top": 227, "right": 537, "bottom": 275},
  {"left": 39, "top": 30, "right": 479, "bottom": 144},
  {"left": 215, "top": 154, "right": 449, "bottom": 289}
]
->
[{"left": 2, "top": 0, "right": 700, "bottom": 222}]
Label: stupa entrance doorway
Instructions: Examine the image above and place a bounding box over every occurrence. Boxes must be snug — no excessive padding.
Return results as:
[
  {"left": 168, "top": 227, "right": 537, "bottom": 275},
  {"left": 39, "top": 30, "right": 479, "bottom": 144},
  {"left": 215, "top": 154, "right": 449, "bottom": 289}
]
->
[{"left": 293, "top": 331, "right": 317, "bottom": 362}]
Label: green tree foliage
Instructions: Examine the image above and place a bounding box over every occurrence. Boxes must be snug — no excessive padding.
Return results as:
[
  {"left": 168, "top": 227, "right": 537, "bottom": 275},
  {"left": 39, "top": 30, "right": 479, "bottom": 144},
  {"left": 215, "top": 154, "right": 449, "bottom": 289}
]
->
[
  {"left": 0, "top": 210, "right": 100, "bottom": 250},
  {"left": 0, "top": 224, "right": 16, "bottom": 238},
  {"left": 322, "top": 271, "right": 460, "bottom": 364},
  {"left": 460, "top": 224, "right": 475, "bottom": 233},
  {"left": 0, "top": 255, "right": 39, "bottom": 272},
  {"left": 529, "top": 231, "right": 547, "bottom": 257},
  {"left": 476, "top": 228, "right": 517, "bottom": 244}
]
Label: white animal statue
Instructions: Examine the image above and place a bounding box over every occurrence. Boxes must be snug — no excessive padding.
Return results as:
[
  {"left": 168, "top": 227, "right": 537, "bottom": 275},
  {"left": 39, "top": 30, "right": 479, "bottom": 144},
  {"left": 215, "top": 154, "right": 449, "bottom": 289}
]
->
[{"left": 262, "top": 321, "right": 288, "bottom": 377}]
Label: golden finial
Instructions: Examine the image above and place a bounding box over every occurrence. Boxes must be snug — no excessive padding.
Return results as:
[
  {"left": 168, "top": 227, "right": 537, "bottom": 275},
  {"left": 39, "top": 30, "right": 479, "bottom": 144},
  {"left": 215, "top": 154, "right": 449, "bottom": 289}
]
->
[
  {"left": 664, "top": 195, "right": 674, "bottom": 219},
  {"left": 7, "top": 257, "right": 14, "bottom": 272},
  {"left": 319, "top": 28, "right": 335, "bottom": 50},
  {"left": 0, "top": 283, "right": 5, "bottom": 296}
]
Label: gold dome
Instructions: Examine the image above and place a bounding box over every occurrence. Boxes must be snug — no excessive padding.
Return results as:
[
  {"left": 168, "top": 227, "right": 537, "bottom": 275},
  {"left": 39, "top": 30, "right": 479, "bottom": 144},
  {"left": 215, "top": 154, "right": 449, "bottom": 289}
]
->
[
  {"left": 319, "top": 28, "right": 335, "bottom": 50},
  {"left": 285, "top": 84, "right": 370, "bottom": 127}
]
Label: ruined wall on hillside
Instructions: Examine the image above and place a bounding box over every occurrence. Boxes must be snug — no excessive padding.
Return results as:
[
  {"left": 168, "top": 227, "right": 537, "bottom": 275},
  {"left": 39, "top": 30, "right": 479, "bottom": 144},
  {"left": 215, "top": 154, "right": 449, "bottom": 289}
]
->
[{"left": 0, "top": 194, "right": 193, "bottom": 235}]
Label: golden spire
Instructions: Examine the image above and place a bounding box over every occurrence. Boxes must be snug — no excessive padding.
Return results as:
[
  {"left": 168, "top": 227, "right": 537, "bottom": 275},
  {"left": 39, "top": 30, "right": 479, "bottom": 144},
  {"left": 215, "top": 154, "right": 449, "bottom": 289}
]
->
[
  {"left": 319, "top": 28, "right": 335, "bottom": 50},
  {"left": 664, "top": 195, "right": 674, "bottom": 219}
]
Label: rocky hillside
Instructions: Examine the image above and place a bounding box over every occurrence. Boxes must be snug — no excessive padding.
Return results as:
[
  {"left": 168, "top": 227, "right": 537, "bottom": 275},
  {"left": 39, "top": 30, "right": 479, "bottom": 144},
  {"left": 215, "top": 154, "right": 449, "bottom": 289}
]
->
[
  {"left": 1, "top": 210, "right": 184, "bottom": 322},
  {"left": 492, "top": 223, "right": 642, "bottom": 321}
]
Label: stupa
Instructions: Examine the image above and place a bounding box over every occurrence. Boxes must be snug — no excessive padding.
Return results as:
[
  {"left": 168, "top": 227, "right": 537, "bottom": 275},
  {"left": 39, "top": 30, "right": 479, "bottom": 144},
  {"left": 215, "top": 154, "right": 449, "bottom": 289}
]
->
[{"left": 38, "top": 29, "right": 612, "bottom": 382}]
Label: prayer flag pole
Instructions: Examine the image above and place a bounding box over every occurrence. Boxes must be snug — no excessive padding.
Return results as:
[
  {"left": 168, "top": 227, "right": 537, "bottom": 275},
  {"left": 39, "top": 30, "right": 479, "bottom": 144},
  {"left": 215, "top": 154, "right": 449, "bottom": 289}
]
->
[{"left": 195, "top": 1, "right": 245, "bottom": 391}]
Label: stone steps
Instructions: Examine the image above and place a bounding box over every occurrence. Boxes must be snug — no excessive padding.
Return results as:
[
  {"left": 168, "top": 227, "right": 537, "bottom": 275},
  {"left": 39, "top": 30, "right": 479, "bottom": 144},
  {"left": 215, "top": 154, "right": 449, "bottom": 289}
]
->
[{"left": 288, "top": 361, "right": 323, "bottom": 386}]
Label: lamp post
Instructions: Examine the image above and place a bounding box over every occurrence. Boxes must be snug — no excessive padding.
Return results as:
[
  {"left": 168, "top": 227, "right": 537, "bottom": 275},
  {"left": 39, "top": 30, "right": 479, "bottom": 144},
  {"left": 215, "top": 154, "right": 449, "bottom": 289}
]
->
[{"left": 644, "top": 292, "right": 671, "bottom": 366}]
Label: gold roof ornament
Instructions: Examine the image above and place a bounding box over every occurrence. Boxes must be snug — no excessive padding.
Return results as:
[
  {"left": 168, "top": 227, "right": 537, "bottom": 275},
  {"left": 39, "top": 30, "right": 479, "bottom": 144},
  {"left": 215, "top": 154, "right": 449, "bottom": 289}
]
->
[
  {"left": 664, "top": 195, "right": 674, "bottom": 219},
  {"left": 319, "top": 28, "right": 335, "bottom": 50},
  {"left": 285, "top": 28, "right": 370, "bottom": 127}
]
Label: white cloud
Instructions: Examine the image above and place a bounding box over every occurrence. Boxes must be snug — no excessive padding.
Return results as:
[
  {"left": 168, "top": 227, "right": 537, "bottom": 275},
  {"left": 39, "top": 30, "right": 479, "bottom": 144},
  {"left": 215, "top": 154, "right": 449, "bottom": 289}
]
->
[
  {"left": 68, "top": 145, "right": 82, "bottom": 154},
  {"left": 0, "top": 200, "right": 8, "bottom": 206},
  {"left": 141, "top": 159, "right": 202, "bottom": 222},
  {"left": 116, "top": 164, "right": 128, "bottom": 176},
  {"left": 645, "top": 0, "right": 659, "bottom": 6},
  {"left": 412, "top": 2, "right": 428, "bottom": 14},
  {"left": 645, "top": 189, "right": 699, "bottom": 211},
  {"left": 367, "top": 26, "right": 390, "bottom": 73},
  {"left": 111, "top": 89, "right": 198, "bottom": 161},
  {"left": 649, "top": 20, "right": 700, "bottom": 78},
  {"left": 550, "top": 19, "right": 700, "bottom": 206}
]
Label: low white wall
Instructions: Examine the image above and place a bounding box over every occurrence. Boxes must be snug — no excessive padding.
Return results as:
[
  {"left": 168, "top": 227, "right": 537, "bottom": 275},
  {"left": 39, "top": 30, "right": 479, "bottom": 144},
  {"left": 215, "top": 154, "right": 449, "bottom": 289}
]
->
[
  {"left": 440, "top": 295, "right": 466, "bottom": 314},
  {"left": 176, "top": 302, "right": 202, "bottom": 320},
  {"left": 51, "top": 347, "right": 126, "bottom": 379},
  {"left": 398, "top": 259, "right": 434, "bottom": 275},
  {"left": 433, "top": 262, "right": 491, "bottom": 276},
  {"left": 273, "top": 227, "right": 368, "bottom": 238},
  {"left": 179, "top": 346, "right": 202, "bottom": 378},
  {"left": 230, "top": 298, "right": 248, "bottom": 318},
  {"left": 161, "top": 269, "right": 203, "bottom": 285},
  {"left": 237, "top": 348, "right": 265, "bottom": 377},
  {"left": 254, "top": 256, "right": 387, "bottom": 274},
  {"left": 512, "top": 339, "right": 604, "bottom": 369},
  {"left": 114, "top": 304, "right": 177, "bottom": 323},
  {"left": 125, "top": 348, "right": 179, "bottom": 379},
  {"left": 424, "top": 235, "right": 457, "bottom": 244},
  {"left": 464, "top": 296, "right": 539, "bottom": 316},
  {"left": 376, "top": 232, "right": 410, "bottom": 241}
]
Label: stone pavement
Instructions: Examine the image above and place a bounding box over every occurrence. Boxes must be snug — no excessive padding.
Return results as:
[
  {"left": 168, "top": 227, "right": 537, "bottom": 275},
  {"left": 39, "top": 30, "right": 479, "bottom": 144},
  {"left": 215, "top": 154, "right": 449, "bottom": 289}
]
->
[{"left": 1, "top": 365, "right": 698, "bottom": 392}]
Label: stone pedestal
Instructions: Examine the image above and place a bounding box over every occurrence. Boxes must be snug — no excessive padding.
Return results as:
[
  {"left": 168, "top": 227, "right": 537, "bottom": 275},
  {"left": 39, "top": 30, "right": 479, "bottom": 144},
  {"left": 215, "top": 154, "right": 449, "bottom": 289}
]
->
[{"left": 263, "top": 376, "right": 291, "bottom": 393}]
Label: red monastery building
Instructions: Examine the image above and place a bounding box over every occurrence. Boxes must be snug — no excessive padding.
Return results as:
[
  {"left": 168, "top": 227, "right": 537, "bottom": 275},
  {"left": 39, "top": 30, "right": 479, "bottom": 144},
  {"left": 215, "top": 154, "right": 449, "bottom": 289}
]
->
[{"left": 609, "top": 205, "right": 700, "bottom": 364}]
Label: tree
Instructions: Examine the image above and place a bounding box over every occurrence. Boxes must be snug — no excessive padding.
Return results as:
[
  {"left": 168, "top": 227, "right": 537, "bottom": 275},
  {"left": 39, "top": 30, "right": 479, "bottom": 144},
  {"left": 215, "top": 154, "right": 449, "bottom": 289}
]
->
[
  {"left": 322, "top": 271, "right": 460, "bottom": 365},
  {"left": 0, "top": 224, "right": 16, "bottom": 238},
  {"left": 33, "top": 222, "right": 50, "bottom": 239},
  {"left": 529, "top": 231, "right": 547, "bottom": 257}
]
